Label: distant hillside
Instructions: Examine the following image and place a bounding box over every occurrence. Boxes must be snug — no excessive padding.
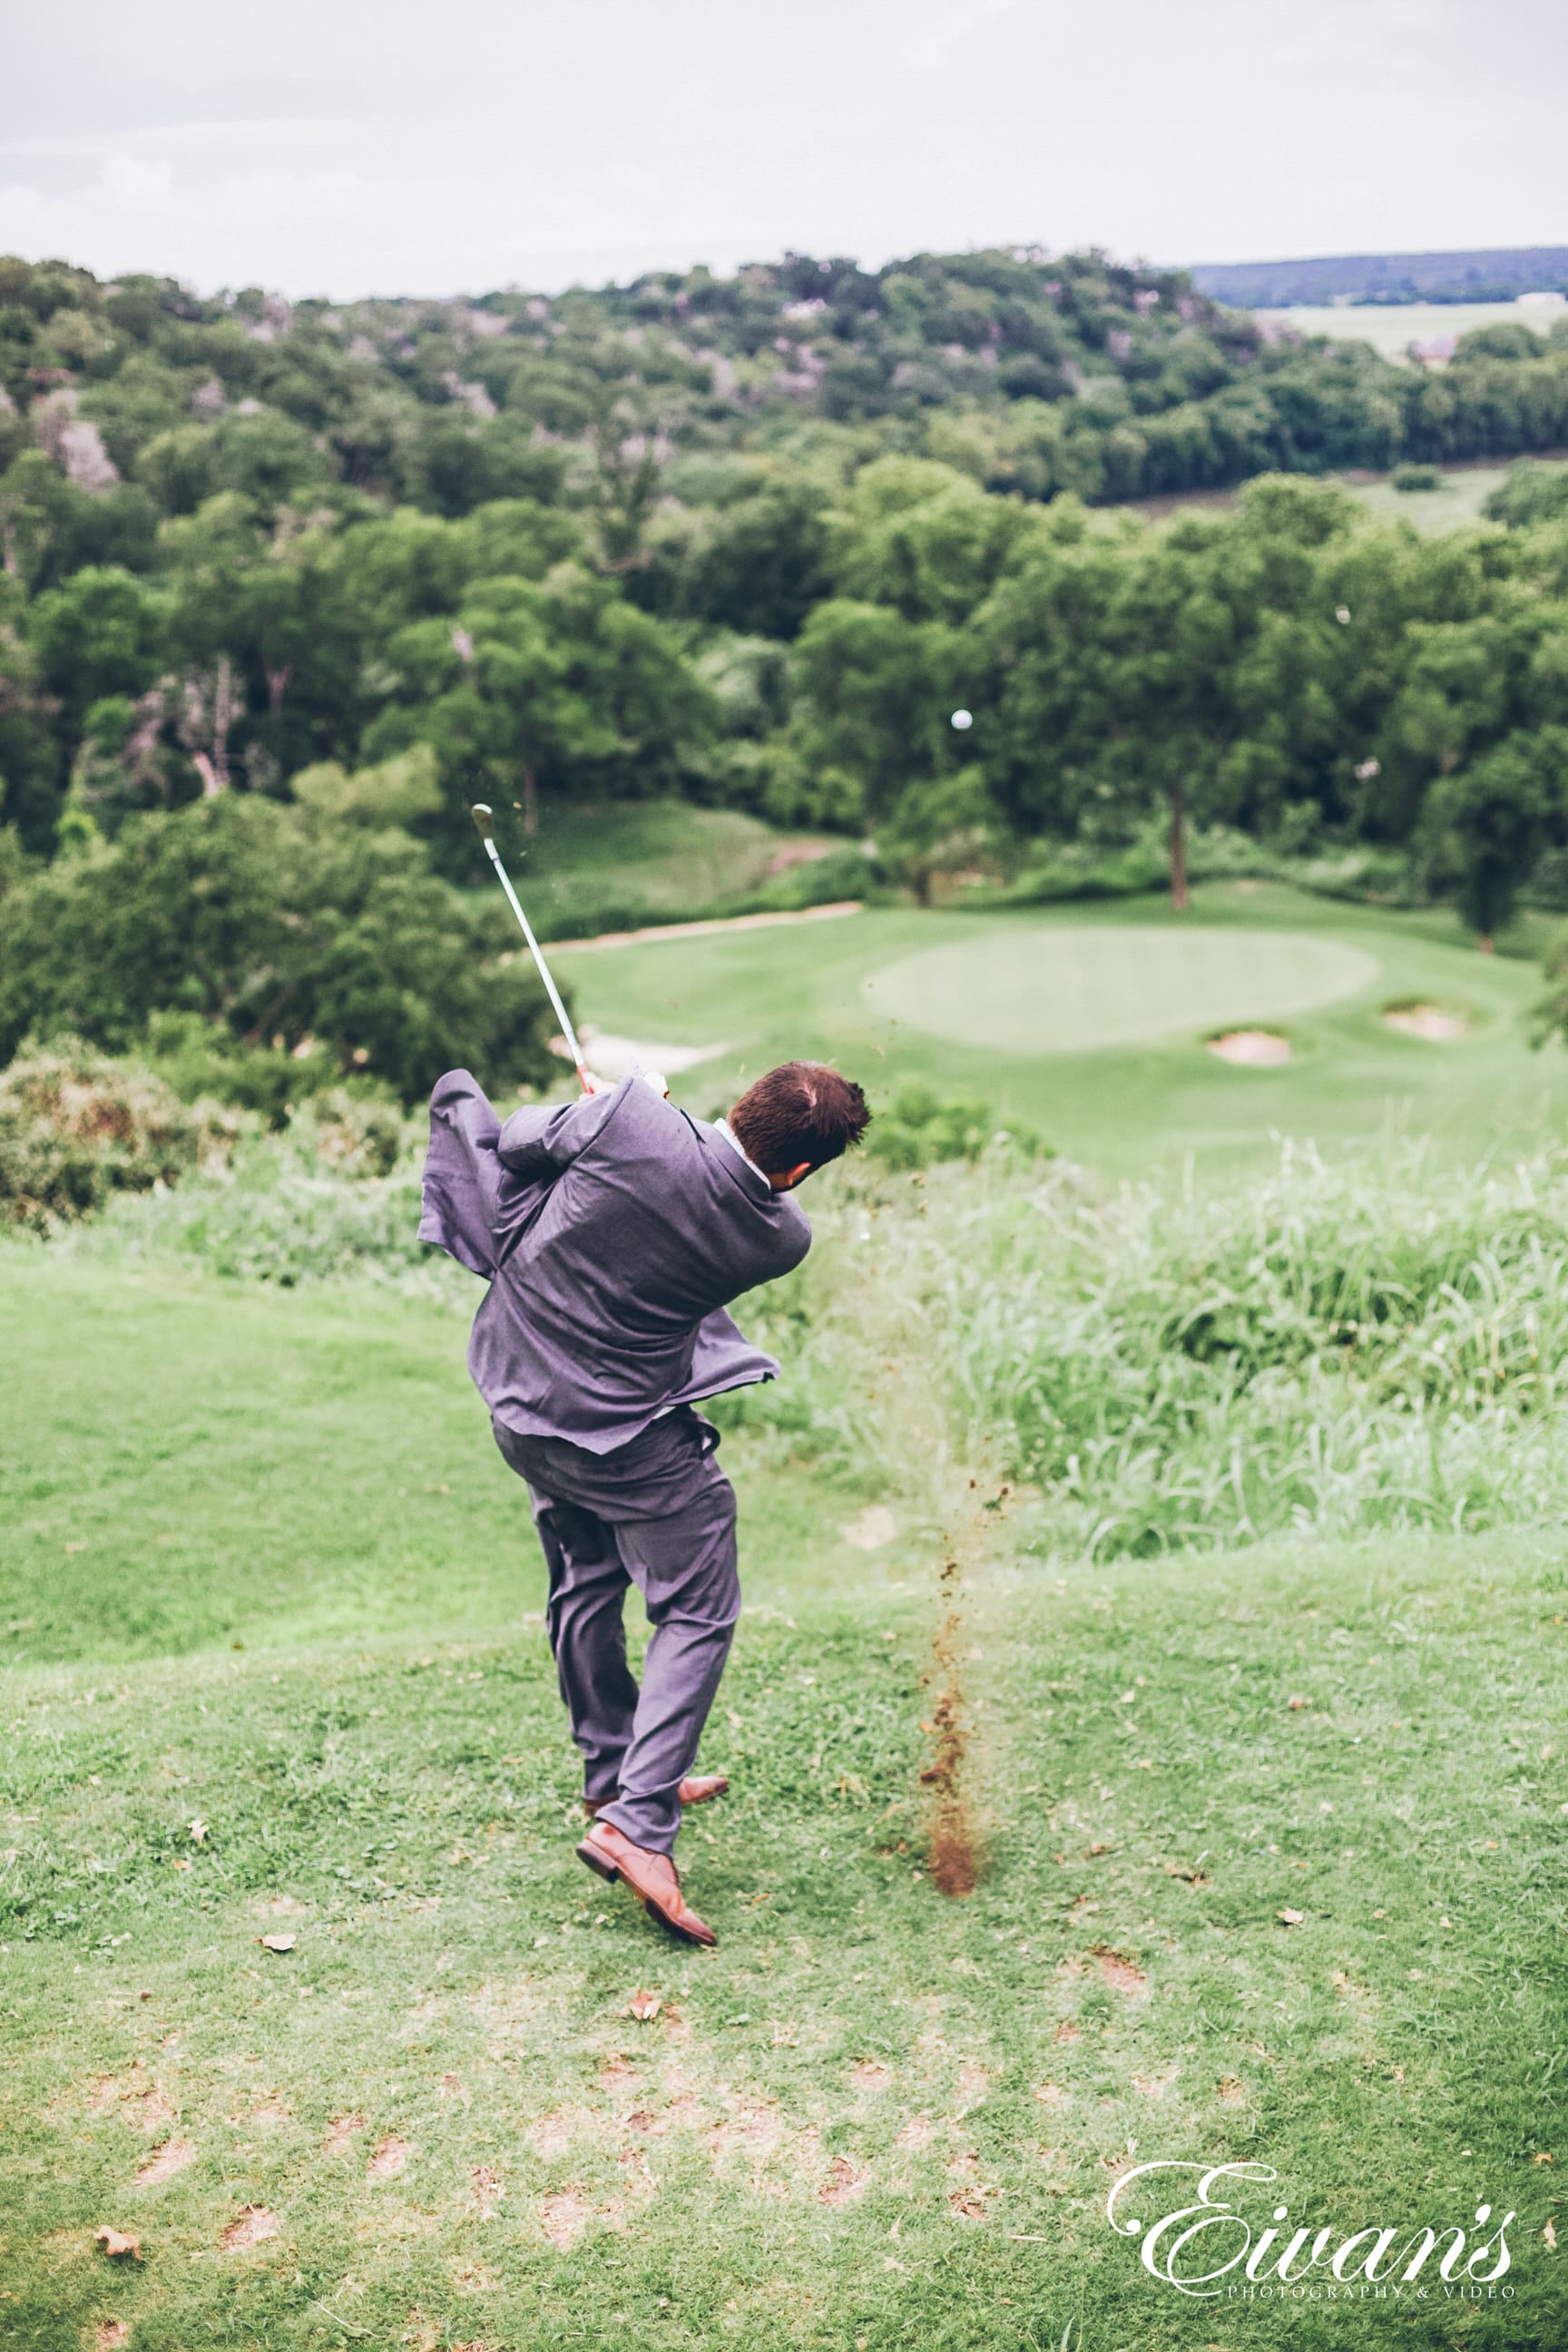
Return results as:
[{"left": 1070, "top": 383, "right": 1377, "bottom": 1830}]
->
[{"left": 1192, "top": 247, "right": 1568, "bottom": 309}]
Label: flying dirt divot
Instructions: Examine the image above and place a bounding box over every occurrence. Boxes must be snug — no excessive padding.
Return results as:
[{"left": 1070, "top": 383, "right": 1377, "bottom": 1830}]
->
[
  {"left": 1207, "top": 1030, "right": 1290, "bottom": 1066},
  {"left": 919, "top": 1484, "right": 1010, "bottom": 1897},
  {"left": 920, "top": 1549, "right": 978, "bottom": 1896},
  {"left": 1383, "top": 1001, "right": 1470, "bottom": 1041}
]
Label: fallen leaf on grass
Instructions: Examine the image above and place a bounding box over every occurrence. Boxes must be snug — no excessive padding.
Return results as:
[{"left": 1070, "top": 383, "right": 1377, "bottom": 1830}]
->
[
  {"left": 259, "top": 1934, "right": 296, "bottom": 1955},
  {"left": 1287, "top": 1696, "right": 1310, "bottom": 1710},
  {"left": 220, "top": 2205, "right": 278, "bottom": 2251},
  {"left": 1217, "top": 2077, "right": 1246, "bottom": 2104},
  {"left": 1533, "top": 2151, "right": 1555, "bottom": 2164},
  {"left": 625, "top": 1988, "right": 661, "bottom": 2022},
  {"left": 1085, "top": 1841, "right": 1112, "bottom": 1857},
  {"left": 188, "top": 1818, "right": 209, "bottom": 1844},
  {"left": 93, "top": 2228, "right": 142, "bottom": 2262},
  {"left": 367, "top": 2134, "right": 409, "bottom": 2180},
  {"left": 949, "top": 2192, "right": 988, "bottom": 2220},
  {"left": 1543, "top": 2220, "right": 1557, "bottom": 2249},
  {"left": 1278, "top": 1908, "right": 1305, "bottom": 1927},
  {"left": 135, "top": 2137, "right": 196, "bottom": 2186}
]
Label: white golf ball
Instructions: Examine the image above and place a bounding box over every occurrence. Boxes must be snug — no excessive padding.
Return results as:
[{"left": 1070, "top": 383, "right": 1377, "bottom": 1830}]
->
[{"left": 951, "top": 708, "right": 974, "bottom": 730}]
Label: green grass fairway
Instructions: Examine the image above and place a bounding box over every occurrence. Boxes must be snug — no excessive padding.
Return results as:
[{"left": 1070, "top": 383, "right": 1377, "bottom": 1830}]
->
[
  {"left": 556, "top": 884, "right": 1568, "bottom": 1176},
  {"left": 2, "top": 1261, "right": 1563, "bottom": 2349},
  {"left": 863, "top": 925, "right": 1378, "bottom": 1055}
]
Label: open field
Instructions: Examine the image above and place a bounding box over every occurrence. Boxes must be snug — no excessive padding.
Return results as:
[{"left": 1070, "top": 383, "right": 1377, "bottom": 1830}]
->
[
  {"left": 1345, "top": 466, "right": 1513, "bottom": 534},
  {"left": 2, "top": 1250, "right": 1564, "bottom": 2351},
  {"left": 556, "top": 883, "right": 1568, "bottom": 1177},
  {"left": 1131, "top": 463, "right": 1516, "bottom": 535},
  {"left": 1256, "top": 302, "right": 1562, "bottom": 358}
]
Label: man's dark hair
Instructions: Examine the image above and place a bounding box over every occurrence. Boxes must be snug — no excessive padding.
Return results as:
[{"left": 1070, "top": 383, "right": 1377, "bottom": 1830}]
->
[{"left": 729, "top": 1061, "right": 870, "bottom": 1178}]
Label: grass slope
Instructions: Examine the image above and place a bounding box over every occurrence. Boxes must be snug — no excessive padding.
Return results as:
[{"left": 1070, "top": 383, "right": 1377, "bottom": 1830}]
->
[
  {"left": 557, "top": 883, "right": 1568, "bottom": 1175},
  {"left": 1, "top": 1260, "right": 1563, "bottom": 2349},
  {"left": 518, "top": 802, "right": 828, "bottom": 941}
]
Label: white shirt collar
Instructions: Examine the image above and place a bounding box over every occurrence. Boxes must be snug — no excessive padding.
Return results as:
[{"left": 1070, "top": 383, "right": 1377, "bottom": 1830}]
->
[{"left": 714, "top": 1116, "right": 769, "bottom": 1185}]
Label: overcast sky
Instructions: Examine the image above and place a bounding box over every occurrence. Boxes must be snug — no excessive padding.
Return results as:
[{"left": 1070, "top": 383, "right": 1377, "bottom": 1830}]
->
[{"left": 3, "top": 0, "right": 1564, "bottom": 299}]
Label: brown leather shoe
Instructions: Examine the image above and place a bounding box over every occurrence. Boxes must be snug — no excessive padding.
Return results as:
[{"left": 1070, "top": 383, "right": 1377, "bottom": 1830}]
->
[
  {"left": 583, "top": 1773, "right": 730, "bottom": 1818},
  {"left": 576, "top": 1818, "right": 717, "bottom": 1946}
]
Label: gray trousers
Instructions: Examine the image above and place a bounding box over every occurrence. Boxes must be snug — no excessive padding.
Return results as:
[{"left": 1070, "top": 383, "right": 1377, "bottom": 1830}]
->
[{"left": 492, "top": 1406, "right": 740, "bottom": 1854}]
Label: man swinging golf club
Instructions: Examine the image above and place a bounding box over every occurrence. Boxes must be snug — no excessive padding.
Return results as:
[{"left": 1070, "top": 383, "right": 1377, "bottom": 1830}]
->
[{"left": 419, "top": 813, "right": 870, "bottom": 1945}]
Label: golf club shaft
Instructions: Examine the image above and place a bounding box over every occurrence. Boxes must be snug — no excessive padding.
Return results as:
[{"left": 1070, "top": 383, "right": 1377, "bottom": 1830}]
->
[{"left": 474, "top": 821, "right": 591, "bottom": 1093}]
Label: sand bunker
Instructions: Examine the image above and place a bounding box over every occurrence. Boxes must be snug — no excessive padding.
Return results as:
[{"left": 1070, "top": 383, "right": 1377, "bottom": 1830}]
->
[
  {"left": 1383, "top": 1003, "right": 1469, "bottom": 1042},
  {"left": 548, "top": 1024, "right": 730, "bottom": 1079},
  {"left": 1207, "top": 1030, "right": 1291, "bottom": 1066}
]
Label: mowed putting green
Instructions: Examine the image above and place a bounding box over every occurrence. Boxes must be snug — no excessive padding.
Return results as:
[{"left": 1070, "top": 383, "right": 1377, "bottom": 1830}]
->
[
  {"left": 556, "top": 883, "right": 1568, "bottom": 1178},
  {"left": 862, "top": 923, "right": 1379, "bottom": 1054}
]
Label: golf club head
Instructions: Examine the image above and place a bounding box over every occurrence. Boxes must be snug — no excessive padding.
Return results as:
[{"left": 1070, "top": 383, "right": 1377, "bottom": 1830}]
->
[{"left": 469, "top": 802, "right": 495, "bottom": 843}]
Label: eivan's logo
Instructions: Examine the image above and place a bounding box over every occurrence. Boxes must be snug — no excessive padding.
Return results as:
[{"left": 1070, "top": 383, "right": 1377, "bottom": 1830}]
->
[{"left": 1106, "top": 2161, "right": 1514, "bottom": 2302}]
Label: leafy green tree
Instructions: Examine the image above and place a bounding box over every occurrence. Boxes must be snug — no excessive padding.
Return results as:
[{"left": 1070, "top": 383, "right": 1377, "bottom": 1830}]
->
[
  {"left": 27, "top": 565, "right": 165, "bottom": 735},
  {"left": 367, "top": 566, "right": 713, "bottom": 846},
  {"left": 1425, "top": 729, "right": 1568, "bottom": 948},
  {"left": 794, "top": 597, "right": 965, "bottom": 827},
  {"left": 0, "top": 795, "right": 560, "bottom": 1100}
]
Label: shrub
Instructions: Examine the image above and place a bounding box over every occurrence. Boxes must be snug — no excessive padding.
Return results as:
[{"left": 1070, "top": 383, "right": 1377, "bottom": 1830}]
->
[
  {"left": 0, "top": 1036, "right": 240, "bottom": 1230},
  {"left": 1391, "top": 462, "right": 1441, "bottom": 493},
  {"left": 864, "top": 1080, "right": 1049, "bottom": 1171}
]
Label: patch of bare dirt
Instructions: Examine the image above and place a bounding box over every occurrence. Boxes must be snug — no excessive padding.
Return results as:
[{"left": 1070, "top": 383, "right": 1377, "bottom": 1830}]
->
[
  {"left": 324, "top": 2111, "right": 366, "bottom": 2155},
  {"left": 135, "top": 2137, "right": 196, "bottom": 2186},
  {"left": 1131, "top": 2063, "right": 1179, "bottom": 2100},
  {"left": 819, "top": 2156, "right": 867, "bottom": 2205},
  {"left": 96, "top": 2324, "right": 130, "bottom": 2350},
  {"left": 1091, "top": 1945, "right": 1149, "bottom": 1998},
  {"left": 538, "top": 2188, "right": 593, "bottom": 2249},
  {"left": 851, "top": 2060, "right": 891, "bottom": 2092},
  {"left": 220, "top": 2205, "right": 279, "bottom": 2251},
  {"left": 897, "top": 2115, "right": 935, "bottom": 2150},
  {"left": 469, "top": 2163, "right": 503, "bottom": 2217},
  {"left": 367, "top": 2133, "right": 410, "bottom": 2180}
]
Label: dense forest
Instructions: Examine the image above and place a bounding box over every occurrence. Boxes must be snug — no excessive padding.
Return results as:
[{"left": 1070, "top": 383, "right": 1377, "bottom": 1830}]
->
[{"left": 5, "top": 241, "right": 1568, "bottom": 1104}]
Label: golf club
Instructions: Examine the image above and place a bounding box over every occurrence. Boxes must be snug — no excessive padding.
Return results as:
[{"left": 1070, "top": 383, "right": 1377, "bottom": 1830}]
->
[{"left": 469, "top": 801, "right": 593, "bottom": 1093}]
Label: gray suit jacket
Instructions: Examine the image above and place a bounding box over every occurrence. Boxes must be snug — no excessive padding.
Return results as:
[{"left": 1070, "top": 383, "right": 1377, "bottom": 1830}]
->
[{"left": 418, "top": 1072, "right": 811, "bottom": 1453}]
